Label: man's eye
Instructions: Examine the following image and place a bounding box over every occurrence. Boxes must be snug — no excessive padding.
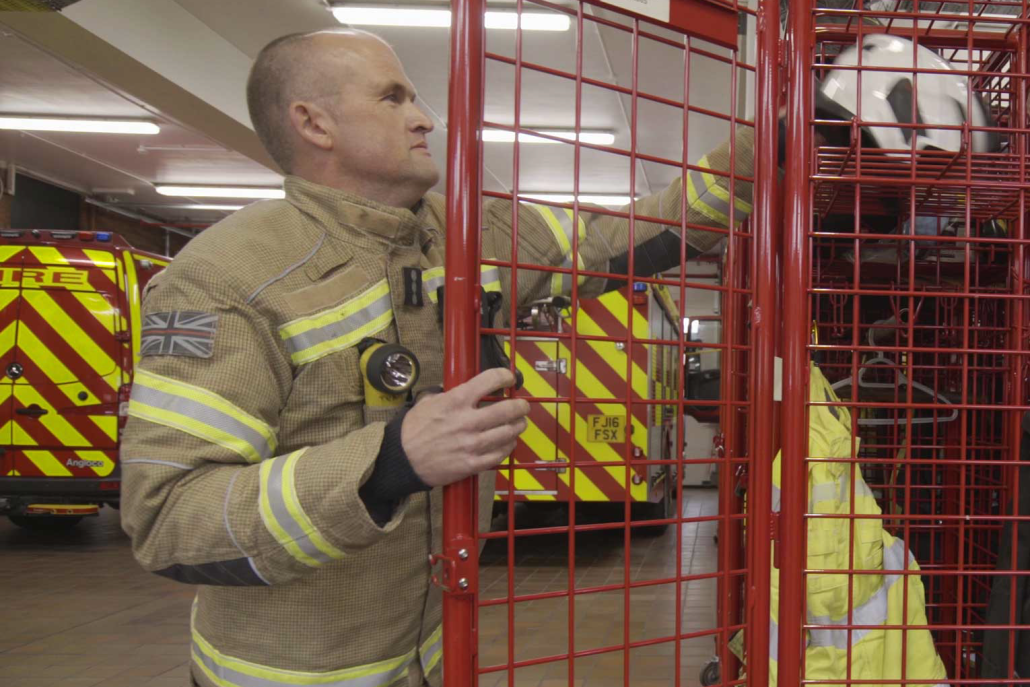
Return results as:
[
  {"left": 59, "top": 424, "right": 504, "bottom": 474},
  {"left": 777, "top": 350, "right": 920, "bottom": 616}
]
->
[{"left": 384, "top": 93, "right": 401, "bottom": 103}]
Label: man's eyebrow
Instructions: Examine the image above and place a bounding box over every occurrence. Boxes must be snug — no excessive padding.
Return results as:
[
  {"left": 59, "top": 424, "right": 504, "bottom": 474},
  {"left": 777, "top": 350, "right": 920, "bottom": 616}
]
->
[{"left": 379, "top": 80, "right": 417, "bottom": 101}]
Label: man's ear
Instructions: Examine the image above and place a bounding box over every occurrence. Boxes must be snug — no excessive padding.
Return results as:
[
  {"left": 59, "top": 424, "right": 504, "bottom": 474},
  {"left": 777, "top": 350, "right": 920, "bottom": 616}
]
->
[{"left": 289, "top": 101, "right": 335, "bottom": 152}]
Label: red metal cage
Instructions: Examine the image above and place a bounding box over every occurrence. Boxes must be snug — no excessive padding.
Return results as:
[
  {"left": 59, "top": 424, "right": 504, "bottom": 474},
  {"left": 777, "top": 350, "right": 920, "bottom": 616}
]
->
[
  {"left": 779, "top": 1, "right": 1030, "bottom": 684},
  {"left": 442, "top": 0, "right": 776, "bottom": 686}
]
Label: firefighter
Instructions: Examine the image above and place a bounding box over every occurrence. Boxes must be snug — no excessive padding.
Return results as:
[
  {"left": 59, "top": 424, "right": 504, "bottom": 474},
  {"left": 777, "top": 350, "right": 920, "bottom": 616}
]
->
[{"left": 119, "top": 29, "right": 754, "bottom": 687}]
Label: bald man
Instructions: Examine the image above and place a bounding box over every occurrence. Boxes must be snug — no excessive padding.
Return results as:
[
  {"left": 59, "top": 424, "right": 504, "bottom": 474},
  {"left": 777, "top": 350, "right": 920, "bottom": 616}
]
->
[{"left": 119, "top": 29, "right": 754, "bottom": 687}]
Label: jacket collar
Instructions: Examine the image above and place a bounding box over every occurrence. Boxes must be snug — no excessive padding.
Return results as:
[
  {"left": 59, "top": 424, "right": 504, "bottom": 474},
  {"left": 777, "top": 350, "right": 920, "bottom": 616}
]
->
[{"left": 284, "top": 175, "right": 425, "bottom": 246}]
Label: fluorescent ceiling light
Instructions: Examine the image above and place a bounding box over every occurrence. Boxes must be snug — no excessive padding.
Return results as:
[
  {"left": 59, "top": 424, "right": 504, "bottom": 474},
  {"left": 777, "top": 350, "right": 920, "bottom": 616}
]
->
[
  {"left": 0, "top": 116, "right": 160, "bottom": 135},
  {"left": 182, "top": 204, "right": 246, "bottom": 211},
  {"left": 482, "top": 129, "right": 615, "bottom": 145},
  {"left": 332, "top": 6, "right": 570, "bottom": 31},
  {"left": 155, "top": 186, "right": 285, "bottom": 199},
  {"left": 521, "top": 193, "right": 634, "bottom": 207}
]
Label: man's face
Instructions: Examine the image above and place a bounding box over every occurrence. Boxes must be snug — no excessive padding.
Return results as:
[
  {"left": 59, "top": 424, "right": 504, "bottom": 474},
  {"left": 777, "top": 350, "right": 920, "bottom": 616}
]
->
[{"left": 322, "top": 39, "right": 440, "bottom": 200}]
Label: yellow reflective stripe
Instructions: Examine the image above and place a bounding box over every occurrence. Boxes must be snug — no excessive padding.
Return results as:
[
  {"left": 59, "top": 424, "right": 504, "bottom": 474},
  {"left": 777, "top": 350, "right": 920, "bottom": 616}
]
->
[
  {"left": 509, "top": 347, "right": 612, "bottom": 502},
  {"left": 424, "top": 266, "right": 445, "bottom": 304},
  {"left": 0, "top": 246, "right": 24, "bottom": 262},
  {"left": 420, "top": 624, "right": 443, "bottom": 676},
  {"left": 128, "top": 369, "right": 276, "bottom": 463},
  {"left": 24, "top": 450, "right": 72, "bottom": 477},
  {"left": 16, "top": 323, "right": 88, "bottom": 398},
  {"left": 123, "top": 251, "right": 143, "bottom": 370},
  {"left": 258, "top": 449, "right": 346, "bottom": 568},
  {"left": 90, "top": 415, "right": 118, "bottom": 443},
  {"left": 28, "top": 246, "right": 69, "bottom": 266},
  {"left": 20, "top": 290, "right": 118, "bottom": 387},
  {"left": 73, "top": 450, "right": 115, "bottom": 477},
  {"left": 14, "top": 384, "right": 91, "bottom": 447},
  {"left": 135, "top": 253, "right": 170, "bottom": 268},
  {"left": 71, "top": 291, "right": 116, "bottom": 334},
  {"left": 571, "top": 308, "right": 648, "bottom": 400},
  {"left": 687, "top": 155, "right": 752, "bottom": 227},
  {"left": 0, "top": 320, "right": 16, "bottom": 360},
  {"left": 481, "top": 264, "right": 502, "bottom": 293},
  {"left": 530, "top": 205, "right": 586, "bottom": 297},
  {"left": 82, "top": 249, "right": 117, "bottom": 269},
  {"left": 425, "top": 265, "right": 501, "bottom": 303},
  {"left": 191, "top": 602, "right": 414, "bottom": 687},
  {"left": 266, "top": 448, "right": 346, "bottom": 564},
  {"left": 279, "top": 280, "right": 393, "bottom": 365}
]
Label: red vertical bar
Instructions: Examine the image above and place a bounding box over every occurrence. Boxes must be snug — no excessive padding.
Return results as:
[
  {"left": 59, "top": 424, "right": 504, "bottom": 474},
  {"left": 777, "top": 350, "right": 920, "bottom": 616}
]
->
[
  {"left": 444, "top": 0, "right": 485, "bottom": 685},
  {"left": 747, "top": 0, "right": 779, "bottom": 684},
  {"left": 778, "top": 0, "right": 813, "bottom": 683}
]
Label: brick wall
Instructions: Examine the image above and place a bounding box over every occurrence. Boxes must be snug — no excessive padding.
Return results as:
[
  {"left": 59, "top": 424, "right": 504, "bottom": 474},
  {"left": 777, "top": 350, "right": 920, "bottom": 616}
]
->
[{"left": 80, "top": 203, "right": 191, "bottom": 257}]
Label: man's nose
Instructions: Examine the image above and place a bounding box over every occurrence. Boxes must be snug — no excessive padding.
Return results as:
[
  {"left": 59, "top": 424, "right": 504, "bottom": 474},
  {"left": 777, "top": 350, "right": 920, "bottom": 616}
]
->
[{"left": 411, "top": 104, "right": 434, "bottom": 133}]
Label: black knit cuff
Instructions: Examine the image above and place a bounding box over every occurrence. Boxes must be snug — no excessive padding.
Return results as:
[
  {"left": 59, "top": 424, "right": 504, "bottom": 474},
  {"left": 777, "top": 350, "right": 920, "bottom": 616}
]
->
[{"left": 359, "top": 407, "right": 431, "bottom": 526}]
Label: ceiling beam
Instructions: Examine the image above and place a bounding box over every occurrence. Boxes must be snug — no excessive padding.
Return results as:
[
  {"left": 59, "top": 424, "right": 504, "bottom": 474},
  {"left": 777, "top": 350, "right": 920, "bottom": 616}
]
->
[{"left": 0, "top": 10, "right": 280, "bottom": 172}]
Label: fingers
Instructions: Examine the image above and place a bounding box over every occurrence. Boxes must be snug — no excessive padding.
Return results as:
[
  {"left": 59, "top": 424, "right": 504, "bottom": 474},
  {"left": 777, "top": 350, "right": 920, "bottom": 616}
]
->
[
  {"left": 474, "top": 417, "right": 528, "bottom": 455},
  {"left": 472, "top": 397, "right": 530, "bottom": 431},
  {"left": 453, "top": 367, "right": 517, "bottom": 406}
]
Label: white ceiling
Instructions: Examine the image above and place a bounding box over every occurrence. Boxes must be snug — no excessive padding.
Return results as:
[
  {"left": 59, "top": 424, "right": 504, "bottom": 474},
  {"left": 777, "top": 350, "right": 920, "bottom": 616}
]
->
[{"left": 0, "top": 0, "right": 747, "bottom": 236}]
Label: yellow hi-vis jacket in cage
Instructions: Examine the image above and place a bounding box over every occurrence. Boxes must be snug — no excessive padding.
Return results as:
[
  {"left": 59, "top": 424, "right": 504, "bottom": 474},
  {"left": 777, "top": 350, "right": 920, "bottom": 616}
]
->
[
  {"left": 769, "top": 365, "right": 948, "bottom": 686},
  {"left": 119, "top": 128, "right": 755, "bottom": 687}
]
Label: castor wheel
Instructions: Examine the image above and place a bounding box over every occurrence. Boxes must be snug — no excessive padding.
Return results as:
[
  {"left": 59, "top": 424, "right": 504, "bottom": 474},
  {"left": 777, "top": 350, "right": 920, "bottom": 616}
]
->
[{"left": 699, "top": 657, "right": 720, "bottom": 686}]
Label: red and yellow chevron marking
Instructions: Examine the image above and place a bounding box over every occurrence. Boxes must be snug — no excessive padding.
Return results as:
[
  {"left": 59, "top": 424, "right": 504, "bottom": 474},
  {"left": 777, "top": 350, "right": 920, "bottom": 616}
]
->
[
  {"left": 8, "top": 449, "right": 117, "bottom": 478},
  {"left": 0, "top": 247, "right": 125, "bottom": 478},
  {"left": 497, "top": 289, "right": 657, "bottom": 503}
]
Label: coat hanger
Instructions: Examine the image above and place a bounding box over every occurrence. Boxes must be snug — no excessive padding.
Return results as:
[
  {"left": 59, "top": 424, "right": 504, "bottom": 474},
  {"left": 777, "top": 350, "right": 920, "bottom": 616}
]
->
[{"left": 830, "top": 324, "right": 958, "bottom": 426}]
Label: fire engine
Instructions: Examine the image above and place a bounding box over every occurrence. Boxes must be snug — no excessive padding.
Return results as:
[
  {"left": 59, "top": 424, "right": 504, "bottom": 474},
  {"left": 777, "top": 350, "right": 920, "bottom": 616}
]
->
[
  {"left": 499, "top": 283, "right": 687, "bottom": 530},
  {"left": 0, "top": 229, "right": 167, "bottom": 530}
]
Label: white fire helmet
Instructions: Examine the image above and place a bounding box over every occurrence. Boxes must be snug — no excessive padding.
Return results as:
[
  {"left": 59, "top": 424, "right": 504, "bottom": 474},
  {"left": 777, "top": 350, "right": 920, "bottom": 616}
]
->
[{"left": 816, "top": 34, "right": 1000, "bottom": 153}]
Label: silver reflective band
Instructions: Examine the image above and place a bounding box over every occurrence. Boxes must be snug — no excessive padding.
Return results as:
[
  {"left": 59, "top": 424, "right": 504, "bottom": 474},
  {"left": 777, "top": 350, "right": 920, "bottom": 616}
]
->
[
  {"left": 420, "top": 628, "right": 443, "bottom": 675},
  {"left": 121, "top": 458, "right": 195, "bottom": 470},
  {"left": 688, "top": 166, "right": 749, "bottom": 225},
  {"left": 130, "top": 383, "right": 274, "bottom": 462},
  {"left": 264, "top": 455, "right": 341, "bottom": 566},
  {"left": 807, "top": 537, "right": 912, "bottom": 650},
  {"left": 192, "top": 639, "right": 412, "bottom": 687},
  {"left": 283, "top": 291, "right": 392, "bottom": 358}
]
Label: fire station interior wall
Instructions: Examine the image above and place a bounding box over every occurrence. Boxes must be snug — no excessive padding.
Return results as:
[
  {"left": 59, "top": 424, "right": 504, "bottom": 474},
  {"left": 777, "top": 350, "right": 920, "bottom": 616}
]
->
[
  {"left": 79, "top": 203, "right": 189, "bottom": 257},
  {"left": 0, "top": 172, "right": 187, "bottom": 257},
  {"left": 10, "top": 173, "right": 80, "bottom": 231},
  {"left": 675, "top": 261, "right": 721, "bottom": 486},
  {"left": 0, "top": 191, "right": 10, "bottom": 230}
]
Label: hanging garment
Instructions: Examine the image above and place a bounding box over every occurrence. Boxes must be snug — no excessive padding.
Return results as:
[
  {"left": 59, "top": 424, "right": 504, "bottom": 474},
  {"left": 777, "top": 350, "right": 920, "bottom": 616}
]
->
[
  {"left": 768, "top": 364, "right": 948, "bottom": 686},
  {"left": 981, "top": 412, "right": 1030, "bottom": 683}
]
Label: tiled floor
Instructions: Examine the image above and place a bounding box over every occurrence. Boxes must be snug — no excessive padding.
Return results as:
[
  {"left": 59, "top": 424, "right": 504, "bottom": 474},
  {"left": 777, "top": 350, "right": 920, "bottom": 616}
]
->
[
  {"left": 0, "top": 507, "right": 195, "bottom": 687},
  {"left": 478, "top": 489, "right": 724, "bottom": 687},
  {"left": 0, "top": 489, "right": 725, "bottom": 687}
]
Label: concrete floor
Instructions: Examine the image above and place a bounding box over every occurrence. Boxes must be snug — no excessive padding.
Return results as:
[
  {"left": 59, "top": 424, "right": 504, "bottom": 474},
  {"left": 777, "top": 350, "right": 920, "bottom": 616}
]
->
[{"left": 0, "top": 489, "right": 723, "bottom": 687}]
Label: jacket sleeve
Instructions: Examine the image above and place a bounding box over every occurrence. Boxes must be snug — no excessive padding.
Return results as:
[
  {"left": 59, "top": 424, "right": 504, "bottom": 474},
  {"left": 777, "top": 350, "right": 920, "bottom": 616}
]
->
[
  {"left": 120, "top": 254, "right": 408, "bottom": 587},
  {"left": 481, "top": 125, "right": 754, "bottom": 306}
]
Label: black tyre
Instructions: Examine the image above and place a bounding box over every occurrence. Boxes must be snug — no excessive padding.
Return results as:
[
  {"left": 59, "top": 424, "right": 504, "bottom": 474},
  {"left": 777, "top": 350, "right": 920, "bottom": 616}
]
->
[
  {"left": 699, "top": 658, "right": 721, "bottom": 686},
  {"left": 8, "top": 515, "right": 84, "bottom": 531}
]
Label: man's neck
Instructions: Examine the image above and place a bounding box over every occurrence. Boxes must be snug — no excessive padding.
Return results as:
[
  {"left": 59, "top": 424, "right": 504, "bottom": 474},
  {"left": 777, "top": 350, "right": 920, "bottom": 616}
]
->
[{"left": 294, "top": 168, "right": 420, "bottom": 210}]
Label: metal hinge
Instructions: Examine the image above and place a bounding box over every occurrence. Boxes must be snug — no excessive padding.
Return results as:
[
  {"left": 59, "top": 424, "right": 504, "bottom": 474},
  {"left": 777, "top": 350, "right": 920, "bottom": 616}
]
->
[{"left": 429, "top": 534, "right": 478, "bottom": 596}]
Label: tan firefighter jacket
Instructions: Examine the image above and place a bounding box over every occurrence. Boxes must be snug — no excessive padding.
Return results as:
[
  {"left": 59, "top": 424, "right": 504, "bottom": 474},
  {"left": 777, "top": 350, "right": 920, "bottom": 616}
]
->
[{"left": 119, "top": 127, "right": 754, "bottom": 687}]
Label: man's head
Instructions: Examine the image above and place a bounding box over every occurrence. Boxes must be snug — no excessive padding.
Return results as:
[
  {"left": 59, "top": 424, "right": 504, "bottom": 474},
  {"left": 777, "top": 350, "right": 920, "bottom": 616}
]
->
[{"left": 247, "top": 29, "right": 439, "bottom": 208}]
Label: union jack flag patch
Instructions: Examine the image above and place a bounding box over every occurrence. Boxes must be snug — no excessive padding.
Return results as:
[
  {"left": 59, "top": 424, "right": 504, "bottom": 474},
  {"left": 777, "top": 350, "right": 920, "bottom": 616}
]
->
[{"left": 140, "top": 311, "right": 219, "bottom": 359}]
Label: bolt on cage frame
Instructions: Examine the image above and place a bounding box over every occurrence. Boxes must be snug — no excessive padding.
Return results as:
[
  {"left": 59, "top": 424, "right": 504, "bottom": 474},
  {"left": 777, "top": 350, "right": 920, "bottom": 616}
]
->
[
  {"left": 779, "top": 1, "right": 1030, "bottom": 685},
  {"left": 442, "top": 0, "right": 779, "bottom": 686}
]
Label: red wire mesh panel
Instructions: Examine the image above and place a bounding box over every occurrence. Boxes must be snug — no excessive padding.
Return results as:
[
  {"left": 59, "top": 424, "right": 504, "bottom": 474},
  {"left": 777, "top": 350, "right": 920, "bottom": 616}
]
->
[
  {"left": 780, "top": 1, "right": 1030, "bottom": 684},
  {"left": 442, "top": 0, "right": 778, "bottom": 686}
]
